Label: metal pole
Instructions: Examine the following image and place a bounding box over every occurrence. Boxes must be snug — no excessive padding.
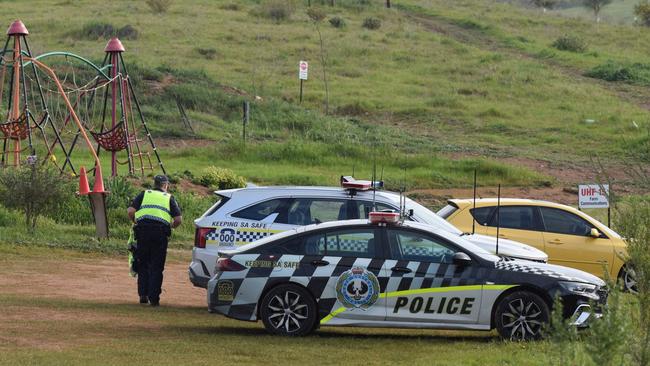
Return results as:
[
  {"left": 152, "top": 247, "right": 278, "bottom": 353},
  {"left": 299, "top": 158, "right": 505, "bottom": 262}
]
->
[
  {"left": 299, "top": 79, "right": 303, "bottom": 104},
  {"left": 242, "top": 100, "right": 249, "bottom": 144},
  {"left": 496, "top": 184, "right": 501, "bottom": 256},
  {"left": 472, "top": 169, "right": 477, "bottom": 234}
]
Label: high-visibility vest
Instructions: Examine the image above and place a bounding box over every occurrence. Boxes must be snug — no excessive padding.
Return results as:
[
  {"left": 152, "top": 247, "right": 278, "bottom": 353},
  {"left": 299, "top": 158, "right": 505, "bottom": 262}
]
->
[{"left": 135, "top": 190, "right": 172, "bottom": 225}]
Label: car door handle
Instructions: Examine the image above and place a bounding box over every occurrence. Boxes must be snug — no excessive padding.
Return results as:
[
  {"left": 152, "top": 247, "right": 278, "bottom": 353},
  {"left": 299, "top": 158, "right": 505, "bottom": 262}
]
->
[
  {"left": 547, "top": 239, "right": 564, "bottom": 245},
  {"left": 391, "top": 266, "right": 412, "bottom": 274},
  {"left": 311, "top": 260, "right": 330, "bottom": 267}
]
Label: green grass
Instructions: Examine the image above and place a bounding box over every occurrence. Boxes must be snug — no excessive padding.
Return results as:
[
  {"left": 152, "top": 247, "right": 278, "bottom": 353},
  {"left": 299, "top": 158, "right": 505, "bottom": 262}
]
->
[
  {"left": 2, "top": 0, "right": 650, "bottom": 175},
  {"left": 0, "top": 293, "right": 556, "bottom": 366},
  {"left": 0, "top": 243, "right": 557, "bottom": 366}
]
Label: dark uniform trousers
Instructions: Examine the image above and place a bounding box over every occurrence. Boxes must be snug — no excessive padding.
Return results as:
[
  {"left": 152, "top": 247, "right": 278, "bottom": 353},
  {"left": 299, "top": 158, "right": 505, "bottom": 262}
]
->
[{"left": 135, "top": 224, "right": 170, "bottom": 302}]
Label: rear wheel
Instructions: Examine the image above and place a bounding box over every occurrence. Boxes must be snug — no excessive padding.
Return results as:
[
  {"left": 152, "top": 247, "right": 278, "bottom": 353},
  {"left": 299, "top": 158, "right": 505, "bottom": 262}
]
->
[
  {"left": 495, "top": 291, "right": 549, "bottom": 341},
  {"left": 259, "top": 284, "right": 317, "bottom": 336},
  {"left": 620, "top": 266, "right": 638, "bottom": 294}
]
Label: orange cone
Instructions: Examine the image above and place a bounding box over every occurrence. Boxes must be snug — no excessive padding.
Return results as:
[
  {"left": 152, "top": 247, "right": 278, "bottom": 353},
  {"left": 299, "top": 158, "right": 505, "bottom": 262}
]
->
[
  {"left": 78, "top": 166, "right": 90, "bottom": 195},
  {"left": 92, "top": 164, "right": 106, "bottom": 193}
]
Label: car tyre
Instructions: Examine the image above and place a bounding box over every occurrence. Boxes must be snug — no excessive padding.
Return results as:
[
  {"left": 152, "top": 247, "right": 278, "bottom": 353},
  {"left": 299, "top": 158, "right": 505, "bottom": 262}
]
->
[
  {"left": 495, "top": 291, "right": 549, "bottom": 341},
  {"left": 620, "top": 265, "right": 638, "bottom": 294},
  {"left": 260, "top": 284, "right": 317, "bottom": 336}
]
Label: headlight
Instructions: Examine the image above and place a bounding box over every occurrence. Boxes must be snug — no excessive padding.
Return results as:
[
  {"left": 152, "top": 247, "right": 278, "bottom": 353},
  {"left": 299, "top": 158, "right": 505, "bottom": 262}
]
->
[{"left": 559, "top": 281, "right": 599, "bottom": 300}]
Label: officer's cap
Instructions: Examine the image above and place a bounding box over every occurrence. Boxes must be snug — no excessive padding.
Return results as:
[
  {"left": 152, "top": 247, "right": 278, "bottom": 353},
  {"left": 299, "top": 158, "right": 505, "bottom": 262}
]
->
[{"left": 154, "top": 175, "right": 169, "bottom": 185}]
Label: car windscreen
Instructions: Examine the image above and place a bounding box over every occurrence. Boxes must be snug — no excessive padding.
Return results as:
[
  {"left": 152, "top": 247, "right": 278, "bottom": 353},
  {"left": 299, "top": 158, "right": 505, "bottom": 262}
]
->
[{"left": 407, "top": 199, "right": 463, "bottom": 235}]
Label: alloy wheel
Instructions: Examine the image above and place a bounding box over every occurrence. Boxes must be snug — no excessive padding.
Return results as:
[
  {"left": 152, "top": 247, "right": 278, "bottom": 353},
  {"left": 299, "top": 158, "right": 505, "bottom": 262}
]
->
[
  {"left": 501, "top": 298, "right": 543, "bottom": 341},
  {"left": 266, "top": 290, "right": 309, "bottom": 333}
]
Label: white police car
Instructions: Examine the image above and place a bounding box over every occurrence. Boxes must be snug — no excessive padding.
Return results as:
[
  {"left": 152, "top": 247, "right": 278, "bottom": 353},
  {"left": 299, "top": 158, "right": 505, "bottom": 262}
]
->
[
  {"left": 189, "top": 178, "right": 547, "bottom": 288},
  {"left": 207, "top": 212, "right": 605, "bottom": 340}
]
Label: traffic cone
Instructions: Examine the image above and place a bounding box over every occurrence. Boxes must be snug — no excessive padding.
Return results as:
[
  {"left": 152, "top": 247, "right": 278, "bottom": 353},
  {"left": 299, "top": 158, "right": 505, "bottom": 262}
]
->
[
  {"left": 78, "top": 166, "right": 90, "bottom": 195},
  {"left": 92, "top": 164, "right": 106, "bottom": 193}
]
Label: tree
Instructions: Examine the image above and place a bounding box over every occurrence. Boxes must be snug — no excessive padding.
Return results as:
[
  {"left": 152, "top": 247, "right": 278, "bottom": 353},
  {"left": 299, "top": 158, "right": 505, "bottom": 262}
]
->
[
  {"left": 635, "top": 1, "right": 650, "bottom": 26},
  {"left": 532, "top": 0, "right": 558, "bottom": 13},
  {"left": 307, "top": 8, "right": 330, "bottom": 114},
  {"left": 582, "top": 0, "right": 613, "bottom": 22},
  {"left": 0, "top": 162, "right": 69, "bottom": 231}
]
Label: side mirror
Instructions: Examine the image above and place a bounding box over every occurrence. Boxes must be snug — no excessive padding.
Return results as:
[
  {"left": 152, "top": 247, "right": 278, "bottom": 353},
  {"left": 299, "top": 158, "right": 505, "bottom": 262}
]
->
[
  {"left": 590, "top": 228, "right": 601, "bottom": 238},
  {"left": 453, "top": 252, "right": 472, "bottom": 266}
]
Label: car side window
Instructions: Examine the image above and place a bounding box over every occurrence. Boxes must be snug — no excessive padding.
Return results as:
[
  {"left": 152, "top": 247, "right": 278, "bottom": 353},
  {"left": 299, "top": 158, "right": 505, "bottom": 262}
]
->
[
  {"left": 387, "top": 229, "right": 456, "bottom": 264},
  {"left": 281, "top": 199, "right": 350, "bottom": 225},
  {"left": 487, "top": 206, "right": 539, "bottom": 231},
  {"left": 540, "top": 207, "right": 594, "bottom": 237},
  {"left": 470, "top": 207, "right": 495, "bottom": 226},
  {"left": 302, "top": 228, "right": 378, "bottom": 258},
  {"left": 231, "top": 199, "right": 287, "bottom": 221}
]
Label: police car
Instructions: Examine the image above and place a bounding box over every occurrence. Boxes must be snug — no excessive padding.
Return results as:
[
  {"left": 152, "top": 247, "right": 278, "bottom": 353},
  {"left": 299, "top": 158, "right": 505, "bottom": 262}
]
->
[
  {"left": 189, "top": 178, "right": 547, "bottom": 288},
  {"left": 207, "top": 212, "right": 606, "bottom": 340}
]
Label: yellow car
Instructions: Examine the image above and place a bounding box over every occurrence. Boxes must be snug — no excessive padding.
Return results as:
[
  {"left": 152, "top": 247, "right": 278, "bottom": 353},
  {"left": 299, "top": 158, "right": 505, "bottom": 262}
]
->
[{"left": 438, "top": 198, "right": 633, "bottom": 291}]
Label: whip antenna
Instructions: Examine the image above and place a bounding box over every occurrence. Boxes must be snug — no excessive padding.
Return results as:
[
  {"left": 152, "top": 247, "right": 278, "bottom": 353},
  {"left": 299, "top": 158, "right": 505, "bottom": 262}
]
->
[
  {"left": 472, "top": 169, "right": 477, "bottom": 235},
  {"left": 495, "top": 184, "right": 501, "bottom": 256}
]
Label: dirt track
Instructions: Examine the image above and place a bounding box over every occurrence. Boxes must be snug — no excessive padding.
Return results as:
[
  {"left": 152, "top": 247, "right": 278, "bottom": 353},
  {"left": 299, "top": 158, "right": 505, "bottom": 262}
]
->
[{"left": 0, "top": 253, "right": 205, "bottom": 307}]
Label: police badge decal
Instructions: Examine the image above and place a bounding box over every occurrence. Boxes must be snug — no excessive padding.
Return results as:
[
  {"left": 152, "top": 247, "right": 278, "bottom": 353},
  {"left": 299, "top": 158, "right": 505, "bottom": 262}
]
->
[{"left": 336, "top": 267, "right": 380, "bottom": 309}]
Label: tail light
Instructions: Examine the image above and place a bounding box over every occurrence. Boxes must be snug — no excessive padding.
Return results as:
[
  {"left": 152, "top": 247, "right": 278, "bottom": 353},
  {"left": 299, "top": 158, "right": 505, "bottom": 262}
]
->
[
  {"left": 194, "top": 228, "right": 211, "bottom": 248},
  {"left": 216, "top": 258, "right": 246, "bottom": 272}
]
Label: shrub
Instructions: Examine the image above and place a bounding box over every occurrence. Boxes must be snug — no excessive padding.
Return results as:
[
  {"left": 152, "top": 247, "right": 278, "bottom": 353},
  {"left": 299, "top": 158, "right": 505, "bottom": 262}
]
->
[
  {"left": 307, "top": 7, "right": 327, "bottom": 22},
  {"left": 146, "top": 0, "right": 172, "bottom": 13},
  {"left": 0, "top": 164, "right": 70, "bottom": 231},
  {"left": 116, "top": 24, "right": 139, "bottom": 40},
  {"left": 362, "top": 17, "right": 381, "bottom": 30},
  {"left": 220, "top": 3, "right": 241, "bottom": 11},
  {"left": 635, "top": 2, "right": 650, "bottom": 26},
  {"left": 585, "top": 61, "right": 650, "bottom": 85},
  {"left": 77, "top": 22, "right": 138, "bottom": 40},
  {"left": 256, "top": 0, "right": 295, "bottom": 23},
  {"left": 329, "top": 16, "right": 346, "bottom": 28},
  {"left": 552, "top": 35, "right": 587, "bottom": 53},
  {"left": 196, "top": 47, "right": 217, "bottom": 60},
  {"left": 194, "top": 166, "right": 246, "bottom": 190}
]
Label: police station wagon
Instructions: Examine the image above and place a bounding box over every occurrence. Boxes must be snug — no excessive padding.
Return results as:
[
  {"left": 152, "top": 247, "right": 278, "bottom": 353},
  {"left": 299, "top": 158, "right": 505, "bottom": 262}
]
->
[
  {"left": 189, "top": 182, "right": 548, "bottom": 288},
  {"left": 207, "top": 212, "right": 605, "bottom": 340}
]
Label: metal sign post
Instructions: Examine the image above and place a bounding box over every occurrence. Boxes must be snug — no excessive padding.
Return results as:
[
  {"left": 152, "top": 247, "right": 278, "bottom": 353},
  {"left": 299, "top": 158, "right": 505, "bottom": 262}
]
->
[
  {"left": 242, "top": 101, "right": 249, "bottom": 144},
  {"left": 299, "top": 60, "right": 308, "bottom": 103}
]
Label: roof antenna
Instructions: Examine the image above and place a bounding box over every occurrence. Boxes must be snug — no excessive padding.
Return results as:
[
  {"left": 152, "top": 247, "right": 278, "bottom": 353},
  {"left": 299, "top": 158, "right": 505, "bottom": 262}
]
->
[
  {"left": 372, "top": 149, "right": 377, "bottom": 212},
  {"left": 352, "top": 165, "right": 355, "bottom": 177},
  {"left": 472, "top": 169, "right": 477, "bottom": 235},
  {"left": 495, "top": 184, "right": 501, "bottom": 257}
]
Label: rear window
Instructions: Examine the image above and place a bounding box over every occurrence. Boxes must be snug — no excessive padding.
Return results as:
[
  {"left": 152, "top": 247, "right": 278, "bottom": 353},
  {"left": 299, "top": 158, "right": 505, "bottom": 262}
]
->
[
  {"left": 437, "top": 204, "right": 458, "bottom": 219},
  {"left": 470, "top": 207, "right": 494, "bottom": 226},
  {"left": 232, "top": 199, "right": 286, "bottom": 221},
  {"left": 203, "top": 196, "right": 230, "bottom": 217}
]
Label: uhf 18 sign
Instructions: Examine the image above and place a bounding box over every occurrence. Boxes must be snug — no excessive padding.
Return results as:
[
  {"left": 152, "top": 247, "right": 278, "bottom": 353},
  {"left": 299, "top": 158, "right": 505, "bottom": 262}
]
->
[
  {"left": 578, "top": 184, "right": 609, "bottom": 209},
  {"left": 299, "top": 61, "right": 308, "bottom": 80}
]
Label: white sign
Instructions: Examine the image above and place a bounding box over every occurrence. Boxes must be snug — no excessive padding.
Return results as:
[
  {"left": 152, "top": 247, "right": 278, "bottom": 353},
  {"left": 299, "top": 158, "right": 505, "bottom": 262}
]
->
[
  {"left": 578, "top": 184, "right": 609, "bottom": 209},
  {"left": 299, "top": 61, "right": 308, "bottom": 80}
]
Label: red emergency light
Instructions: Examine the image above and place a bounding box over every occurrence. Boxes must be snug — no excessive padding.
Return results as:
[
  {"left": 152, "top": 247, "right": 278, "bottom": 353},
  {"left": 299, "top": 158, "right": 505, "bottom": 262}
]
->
[
  {"left": 369, "top": 211, "right": 400, "bottom": 225},
  {"left": 341, "top": 175, "right": 372, "bottom": 190}
]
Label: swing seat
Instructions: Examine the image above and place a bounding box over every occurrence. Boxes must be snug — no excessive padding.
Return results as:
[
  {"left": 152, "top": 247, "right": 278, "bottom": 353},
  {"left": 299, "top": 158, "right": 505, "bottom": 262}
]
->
[
  {"left": 90, "top": 122, "right": 127, "bottom": 152},
  {"left": 0, "top": 114, "right": 30, "bottom": 140}
]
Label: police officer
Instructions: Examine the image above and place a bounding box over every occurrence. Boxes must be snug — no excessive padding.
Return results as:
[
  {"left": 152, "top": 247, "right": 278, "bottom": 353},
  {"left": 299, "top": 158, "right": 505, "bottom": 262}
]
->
[{"left": 127, "top": 175, "right": 182, "bottom": 307}]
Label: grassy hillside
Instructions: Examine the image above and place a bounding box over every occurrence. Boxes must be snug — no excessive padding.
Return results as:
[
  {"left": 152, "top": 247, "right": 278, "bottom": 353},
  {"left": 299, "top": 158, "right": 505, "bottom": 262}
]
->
[{"left": 2, "top": 0, "right": 650, "bottom": 190}]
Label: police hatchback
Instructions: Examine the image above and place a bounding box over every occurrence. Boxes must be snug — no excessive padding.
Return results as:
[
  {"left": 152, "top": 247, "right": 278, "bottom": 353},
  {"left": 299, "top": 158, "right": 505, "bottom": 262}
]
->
[
  {"left": 190, "top": 180, "right": 547, "bottom": 288},
  {"left": 207, "top": 212, "right": 606, "bottom": 340}
]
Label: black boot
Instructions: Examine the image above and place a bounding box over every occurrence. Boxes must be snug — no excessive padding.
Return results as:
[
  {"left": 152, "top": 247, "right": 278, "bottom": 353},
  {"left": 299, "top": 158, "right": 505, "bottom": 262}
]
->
[{"left": 139, "top": 296, "right": 149, "bottom": 304}]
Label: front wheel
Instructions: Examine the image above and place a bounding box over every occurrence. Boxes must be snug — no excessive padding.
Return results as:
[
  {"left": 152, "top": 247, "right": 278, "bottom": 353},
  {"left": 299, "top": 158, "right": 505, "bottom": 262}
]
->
[
  {"left": 259, "top": 284, "right": 317, "bottom": 336},
  {"left": 494, "top": 291, "right": 549, "bottom": 341}
]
